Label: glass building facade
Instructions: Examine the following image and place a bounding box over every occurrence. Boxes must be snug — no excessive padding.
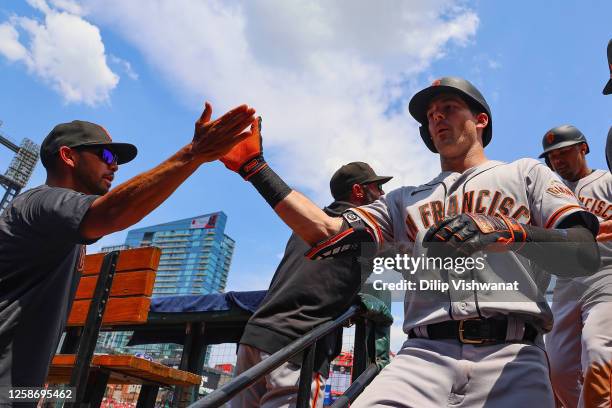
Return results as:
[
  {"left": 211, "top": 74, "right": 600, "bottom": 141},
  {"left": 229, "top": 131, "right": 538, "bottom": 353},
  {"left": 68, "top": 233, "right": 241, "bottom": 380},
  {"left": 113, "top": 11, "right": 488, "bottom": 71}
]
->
[
  {"left": 124, "top": 211, "right": 234, "bottom": 296},
  {"left": 97, "top": 211, "right": 234, "bottom": 362}
]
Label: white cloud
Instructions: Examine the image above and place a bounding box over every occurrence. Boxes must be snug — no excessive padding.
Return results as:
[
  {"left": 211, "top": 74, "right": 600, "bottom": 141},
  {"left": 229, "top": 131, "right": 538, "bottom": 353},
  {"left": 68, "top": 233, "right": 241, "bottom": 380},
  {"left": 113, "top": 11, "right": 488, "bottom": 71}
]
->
[
  {"left": 0, "top": 0, "right": 118, "bottom": 105},
  {"left": 0, "top": 23, "right": 30, "bottom": 62},
  {"left": 48, "top": 0, "right": 84, "bottom": 15},
  {"left": 110, "top": 54, "right": 138, "bottom": 80},
  {"left": 80, "top": 0, "right": 479, "bottom": 198}
]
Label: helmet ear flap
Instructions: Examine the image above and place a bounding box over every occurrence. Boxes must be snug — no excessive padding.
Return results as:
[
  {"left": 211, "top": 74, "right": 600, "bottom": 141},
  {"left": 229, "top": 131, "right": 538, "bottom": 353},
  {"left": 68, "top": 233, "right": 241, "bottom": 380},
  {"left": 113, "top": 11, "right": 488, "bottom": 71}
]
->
[
  {"left": 419, "top": 126, "right": 438, "bottom": 153},
  {"left": 544, "top": 155, "right": 552, "bottom": 169}
]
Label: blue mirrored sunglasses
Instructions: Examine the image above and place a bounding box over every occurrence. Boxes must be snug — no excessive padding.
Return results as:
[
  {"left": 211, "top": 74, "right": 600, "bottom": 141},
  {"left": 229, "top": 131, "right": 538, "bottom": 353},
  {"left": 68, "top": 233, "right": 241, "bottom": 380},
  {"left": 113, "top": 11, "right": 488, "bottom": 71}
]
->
[
  {"left": 76, "top": 146, "right": 118, "bottom": 165},
  {"left": 99, "top": 147, "right": 118, "bottom": 165}
]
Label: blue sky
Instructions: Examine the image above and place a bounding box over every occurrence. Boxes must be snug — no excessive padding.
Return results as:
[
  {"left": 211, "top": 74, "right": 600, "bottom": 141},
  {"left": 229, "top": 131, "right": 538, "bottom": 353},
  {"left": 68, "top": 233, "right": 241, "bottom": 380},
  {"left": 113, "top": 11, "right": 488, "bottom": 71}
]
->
[{"left": 0, "top": 0, "right": 610, "bottom": 351}]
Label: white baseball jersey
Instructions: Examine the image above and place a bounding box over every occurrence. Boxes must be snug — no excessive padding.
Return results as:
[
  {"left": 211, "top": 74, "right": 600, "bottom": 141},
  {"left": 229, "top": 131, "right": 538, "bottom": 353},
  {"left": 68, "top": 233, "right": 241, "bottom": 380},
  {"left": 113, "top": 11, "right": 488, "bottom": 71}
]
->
[
  {"left": 564, "top": 169, "right": 612, "bottom": 271},
  {"left": 351, "top": 158, "right": 585, "bottom": 334},
  {"left": 546, "top": 171, "right": 612, "bottom": 408}
]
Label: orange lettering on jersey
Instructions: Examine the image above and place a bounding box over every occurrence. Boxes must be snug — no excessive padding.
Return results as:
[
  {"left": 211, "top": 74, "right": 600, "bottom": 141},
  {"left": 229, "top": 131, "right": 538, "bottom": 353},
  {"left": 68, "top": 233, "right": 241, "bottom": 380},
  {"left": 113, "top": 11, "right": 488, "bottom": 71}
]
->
[
  {"left": 497, "top": 197, "right": 515, "bottom": 216},
  {"left": 462, "top": 191, "right": 474, "bottom": 213},
  {"left": 447, "top": 195, "right": 459, "bottom": 217},
  {"left": 431, "top": 201, "right": 445, "bottom": 224},
  {"left": 488, "top": 191, "right": 502, "bottom": 216},
  {"left": 603, "top": 205, "right": 612, "bottom": 220},
  {"left": 511, "top": 205, "right": 530, "bottom": 221},
  {"left": 419, "top": 203, "right": 432, "bottom": 229},
  {"left": 590, "top": 199, "right": 604, "bottom": 216},
  {"left": 584, "top": 198, "right": 594, "bottom": 209},
  {"left": 546, "top": 182, "right": 576, "bottom": 199},
  {"left": 475, "top": 190, "right": 490, "bottom": 213},
  {"left": 405, "top": 214, "right": 418, "bottom": 241}
]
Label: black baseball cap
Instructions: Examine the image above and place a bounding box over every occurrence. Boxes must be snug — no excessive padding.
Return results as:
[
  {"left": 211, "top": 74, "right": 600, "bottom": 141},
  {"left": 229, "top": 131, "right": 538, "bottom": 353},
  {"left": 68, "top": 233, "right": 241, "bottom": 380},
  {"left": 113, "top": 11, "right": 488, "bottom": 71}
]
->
[
  {"left": 604, "top": 39, "right": 612, "bottom": 95},
  {"left": 330, "top": 162, "right": 392, "bottom": 200},
  {"left": 40, "top": 120, "right": 137, "bottom": 168}
]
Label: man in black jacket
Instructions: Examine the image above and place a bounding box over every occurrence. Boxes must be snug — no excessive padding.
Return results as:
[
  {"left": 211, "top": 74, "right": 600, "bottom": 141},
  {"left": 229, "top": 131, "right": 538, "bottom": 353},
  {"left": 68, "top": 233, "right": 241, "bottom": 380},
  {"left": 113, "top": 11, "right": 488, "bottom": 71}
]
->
[{"left": 231, "top": 162, "right": 391, "bottom": 408}]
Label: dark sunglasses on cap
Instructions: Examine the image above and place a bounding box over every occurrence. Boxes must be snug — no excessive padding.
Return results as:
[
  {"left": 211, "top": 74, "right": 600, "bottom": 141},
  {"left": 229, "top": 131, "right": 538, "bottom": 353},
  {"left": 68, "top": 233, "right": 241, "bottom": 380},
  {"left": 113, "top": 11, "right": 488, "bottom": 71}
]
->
[{"left": 74, "top": 146, "right": 118, "bottom": 165}]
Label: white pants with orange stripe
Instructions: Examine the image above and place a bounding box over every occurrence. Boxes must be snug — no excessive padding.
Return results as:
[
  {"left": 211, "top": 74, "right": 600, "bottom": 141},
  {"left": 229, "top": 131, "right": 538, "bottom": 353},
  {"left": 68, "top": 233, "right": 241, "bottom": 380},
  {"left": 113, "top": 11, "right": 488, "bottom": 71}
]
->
[
  {"left": 229, "top": 344, "right": 326, "bottom": 408},
  {"left": 547, "top": 277, "right": 612, "bottom": 408}
]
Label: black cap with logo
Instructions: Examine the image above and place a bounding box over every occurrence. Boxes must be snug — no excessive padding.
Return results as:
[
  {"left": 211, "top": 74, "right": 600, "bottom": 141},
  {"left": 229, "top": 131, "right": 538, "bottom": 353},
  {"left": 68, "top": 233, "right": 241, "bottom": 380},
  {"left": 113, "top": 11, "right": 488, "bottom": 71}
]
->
[
  {"left": 330, "top": 162, "right": 392, "bottom": 200},
  {"left": 40, "top": 120, "right": 137, "bottom": 169}
]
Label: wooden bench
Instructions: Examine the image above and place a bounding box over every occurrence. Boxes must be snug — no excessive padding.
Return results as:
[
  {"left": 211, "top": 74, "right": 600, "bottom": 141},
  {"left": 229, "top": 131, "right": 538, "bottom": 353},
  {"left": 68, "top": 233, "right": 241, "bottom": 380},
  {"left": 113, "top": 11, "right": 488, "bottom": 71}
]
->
[{"left": 47, "top": 247, "right": 201, "bottom": 407}]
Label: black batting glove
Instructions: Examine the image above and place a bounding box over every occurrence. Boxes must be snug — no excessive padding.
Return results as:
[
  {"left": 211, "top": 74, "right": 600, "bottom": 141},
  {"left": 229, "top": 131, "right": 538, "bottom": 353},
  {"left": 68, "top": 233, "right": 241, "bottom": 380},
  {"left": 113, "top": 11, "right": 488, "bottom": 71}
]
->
[{"left": 423, "top": 213, "right": 530, "bottom": 258}]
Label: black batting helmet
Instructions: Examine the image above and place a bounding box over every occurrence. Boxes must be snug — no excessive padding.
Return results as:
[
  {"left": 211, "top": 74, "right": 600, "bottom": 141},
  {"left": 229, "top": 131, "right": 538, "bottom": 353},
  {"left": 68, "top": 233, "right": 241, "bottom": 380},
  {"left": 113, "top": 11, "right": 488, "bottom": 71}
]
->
[
  {"left": 604, "top": 39, "right": 612, "bottom": 95},
  {"left": 539, "top": 125, "right": 589, "bottom": 168},
  {"left": 408, "top": 77, "right": 492, "bottom": 153}
]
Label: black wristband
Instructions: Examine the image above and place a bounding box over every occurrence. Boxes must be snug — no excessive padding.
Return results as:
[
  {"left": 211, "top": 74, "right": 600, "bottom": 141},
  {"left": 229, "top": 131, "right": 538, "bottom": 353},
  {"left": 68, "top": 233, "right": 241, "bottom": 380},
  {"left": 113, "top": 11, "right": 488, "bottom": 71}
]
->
[
  {"left": 239, "top": 155, "right": 268, "bottom": 180},
  {"left": 249, "top": 164, "right": 292, "bottom": 208}
]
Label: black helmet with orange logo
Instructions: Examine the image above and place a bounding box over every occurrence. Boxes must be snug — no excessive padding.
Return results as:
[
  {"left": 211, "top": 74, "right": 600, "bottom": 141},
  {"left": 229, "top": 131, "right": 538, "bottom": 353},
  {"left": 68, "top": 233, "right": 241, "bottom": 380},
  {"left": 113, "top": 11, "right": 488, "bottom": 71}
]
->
[{"left": 408, "top": 77, "right": 492, "bottom": 153}]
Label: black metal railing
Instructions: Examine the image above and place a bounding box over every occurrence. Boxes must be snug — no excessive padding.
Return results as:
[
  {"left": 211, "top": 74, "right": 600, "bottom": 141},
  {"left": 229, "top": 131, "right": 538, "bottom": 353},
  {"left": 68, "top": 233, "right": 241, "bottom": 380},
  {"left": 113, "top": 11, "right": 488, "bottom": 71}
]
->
[{"left": 188, "top": 304, "right": 381, "bottom": 408}]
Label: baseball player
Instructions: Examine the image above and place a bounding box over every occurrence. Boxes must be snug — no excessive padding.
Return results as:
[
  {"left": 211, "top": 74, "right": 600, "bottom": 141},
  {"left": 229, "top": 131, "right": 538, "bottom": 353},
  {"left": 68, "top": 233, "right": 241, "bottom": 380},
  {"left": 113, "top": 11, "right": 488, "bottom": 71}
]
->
[
  {"left": 540, "top": 125, "right": 612, "bottom": 407},
  {"left": 219, "top": 77, "right": 600, "bottom": 406}
]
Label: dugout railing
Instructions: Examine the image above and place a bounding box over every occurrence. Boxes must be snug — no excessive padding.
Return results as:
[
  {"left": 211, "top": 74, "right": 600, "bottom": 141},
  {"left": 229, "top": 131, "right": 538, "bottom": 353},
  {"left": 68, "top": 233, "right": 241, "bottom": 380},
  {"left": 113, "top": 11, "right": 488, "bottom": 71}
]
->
[{"left": 187, "top": 300, "right": 391, "bottom": 408}]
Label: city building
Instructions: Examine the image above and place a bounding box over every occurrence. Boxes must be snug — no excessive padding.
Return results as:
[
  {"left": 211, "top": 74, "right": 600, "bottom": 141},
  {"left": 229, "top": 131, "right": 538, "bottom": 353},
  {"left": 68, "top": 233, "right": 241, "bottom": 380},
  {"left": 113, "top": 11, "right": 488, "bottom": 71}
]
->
[
  {"left": 118, "top": 211, "right": 234, "bottom": 296},
  {"left": 97, "top": 211, "right": 235, "bottom": 361}
]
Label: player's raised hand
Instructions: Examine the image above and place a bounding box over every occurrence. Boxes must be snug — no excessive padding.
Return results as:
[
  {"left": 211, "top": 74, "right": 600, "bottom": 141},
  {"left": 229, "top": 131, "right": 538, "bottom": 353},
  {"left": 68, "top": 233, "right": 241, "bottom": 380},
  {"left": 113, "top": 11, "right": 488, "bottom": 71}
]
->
[{"left": 191, "top": 102, "right": 256, "bottom": 163}]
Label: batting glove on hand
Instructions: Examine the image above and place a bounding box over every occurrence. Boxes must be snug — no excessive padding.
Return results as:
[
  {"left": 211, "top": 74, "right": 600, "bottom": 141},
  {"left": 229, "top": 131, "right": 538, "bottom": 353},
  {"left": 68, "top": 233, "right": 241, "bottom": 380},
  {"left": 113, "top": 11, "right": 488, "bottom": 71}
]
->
[
  {"left": 220, "top": 117, "right": 267, "bottom": 180},
  {"left": 423, "top": 213, "right": 529, "bottom": 258}
]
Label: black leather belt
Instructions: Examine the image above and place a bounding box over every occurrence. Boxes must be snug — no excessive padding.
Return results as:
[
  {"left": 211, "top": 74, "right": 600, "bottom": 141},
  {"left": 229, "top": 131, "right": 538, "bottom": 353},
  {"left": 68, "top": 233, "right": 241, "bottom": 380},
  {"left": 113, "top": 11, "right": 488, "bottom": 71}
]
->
[{"left": 408, "top": 318, "right": 539, "bottom": 345}]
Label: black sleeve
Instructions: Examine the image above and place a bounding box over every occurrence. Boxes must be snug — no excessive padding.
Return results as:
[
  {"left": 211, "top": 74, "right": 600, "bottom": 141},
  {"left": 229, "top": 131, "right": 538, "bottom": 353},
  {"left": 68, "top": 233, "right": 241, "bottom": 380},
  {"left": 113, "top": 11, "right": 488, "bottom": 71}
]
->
[
  {"left": 517, "top": 211, "right": 601, "bottom": 278},
  {"left": 22, "top": 187, "right": 100, "bottom": 244}
]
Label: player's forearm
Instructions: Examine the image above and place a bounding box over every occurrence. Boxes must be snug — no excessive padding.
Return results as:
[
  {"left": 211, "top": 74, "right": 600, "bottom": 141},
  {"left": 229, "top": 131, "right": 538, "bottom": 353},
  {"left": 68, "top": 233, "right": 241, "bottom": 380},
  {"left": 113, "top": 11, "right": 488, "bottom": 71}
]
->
[
  {"left": 241, "top": 163, "right": 342, "bottom": 244},
  {"left": 518, "top": 224, "right": 600, "bottom": 277},
  {"left": 274, "top": 191, "right": 343, "bottom": 244},
  {"left": 80, "top": 145, "right": 200, "bottom": 239}
]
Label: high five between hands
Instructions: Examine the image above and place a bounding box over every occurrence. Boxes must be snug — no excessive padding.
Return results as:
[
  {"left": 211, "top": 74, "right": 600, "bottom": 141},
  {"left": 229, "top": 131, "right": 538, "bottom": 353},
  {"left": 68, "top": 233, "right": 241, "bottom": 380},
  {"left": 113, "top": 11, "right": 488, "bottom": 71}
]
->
[{"left": 191, "top": 102, "right": 258, "bottom": 164}]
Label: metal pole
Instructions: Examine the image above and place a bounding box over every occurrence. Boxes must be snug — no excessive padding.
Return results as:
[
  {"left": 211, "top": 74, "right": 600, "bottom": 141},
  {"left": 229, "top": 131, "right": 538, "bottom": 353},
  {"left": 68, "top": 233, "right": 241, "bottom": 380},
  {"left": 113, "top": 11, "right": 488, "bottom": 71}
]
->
[
  {"left": 188, "top": 305, "right": 361, "bottom": 408},
  {"left": 330, "top": 364, "right": 379, "bottom": 408},
  {"left": 296, "top": 344, "right": 316, "bottom": 408}
]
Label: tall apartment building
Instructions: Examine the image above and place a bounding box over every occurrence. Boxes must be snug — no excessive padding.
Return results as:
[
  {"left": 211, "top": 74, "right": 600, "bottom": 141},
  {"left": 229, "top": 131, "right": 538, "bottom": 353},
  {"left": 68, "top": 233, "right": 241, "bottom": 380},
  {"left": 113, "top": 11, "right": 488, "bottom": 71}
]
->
[
  {"left": 97, "top": 211, "right": 235, "bottom": 361},
  {"left": 124, "top": 211, "right": 234, "bottom": 296}
]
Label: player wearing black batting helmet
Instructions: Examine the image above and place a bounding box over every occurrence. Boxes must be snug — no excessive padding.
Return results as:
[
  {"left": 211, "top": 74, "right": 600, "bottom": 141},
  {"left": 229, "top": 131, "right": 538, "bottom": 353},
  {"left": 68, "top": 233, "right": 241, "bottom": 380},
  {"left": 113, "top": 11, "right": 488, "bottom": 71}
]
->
[
  {"left": 539, "top": 125, "right": 589, "bottom": 172},
  {"left": 540, "top": 122, "right": 612, "bottom": 407},
  {"left": 408, "top": 76, "right": 492, "bottom": 153},
  {"left": 218, "top": 73, "right": 601, "bottom": 407}
]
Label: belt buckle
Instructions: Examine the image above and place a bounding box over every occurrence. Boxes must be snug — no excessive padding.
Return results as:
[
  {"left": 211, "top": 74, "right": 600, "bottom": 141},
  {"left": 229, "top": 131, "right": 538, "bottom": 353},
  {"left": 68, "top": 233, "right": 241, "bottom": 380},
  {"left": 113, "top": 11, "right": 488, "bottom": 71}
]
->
[{"left": 458, "top": 319, "right": 486, "bottom": 344}]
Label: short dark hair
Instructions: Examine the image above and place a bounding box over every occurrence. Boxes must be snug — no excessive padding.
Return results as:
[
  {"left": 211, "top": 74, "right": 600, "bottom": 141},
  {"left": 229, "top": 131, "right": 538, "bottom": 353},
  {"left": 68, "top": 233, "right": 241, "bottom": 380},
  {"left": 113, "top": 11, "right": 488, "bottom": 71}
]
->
[
  {"left": 41, "top": 152, "right": 60, "bottom": 172},
  {"left": 334, "top": 189, "right": 353, "bottom": 202}
]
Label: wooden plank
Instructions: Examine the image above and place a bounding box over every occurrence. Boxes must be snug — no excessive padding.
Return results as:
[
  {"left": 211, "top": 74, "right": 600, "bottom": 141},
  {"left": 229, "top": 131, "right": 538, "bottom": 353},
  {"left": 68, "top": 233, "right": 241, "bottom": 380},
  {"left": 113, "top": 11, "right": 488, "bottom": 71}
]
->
[
  {"left": 83, "top": 247, "right": 161, "bottom": 275},
  {"left": 48, "top": 355, "right": 201, "bottom": 386},
  {"left": 75, "top": 271, "right": 156, "bottom": 300},
  {"left": 95, "top": 355, "right": 201, "bottom": 385},
  {"left": 67, "top": 297, "right": 151, "bottom": 326}
]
